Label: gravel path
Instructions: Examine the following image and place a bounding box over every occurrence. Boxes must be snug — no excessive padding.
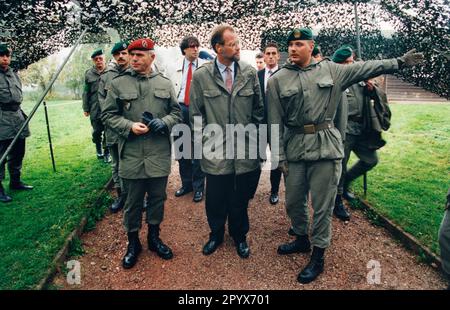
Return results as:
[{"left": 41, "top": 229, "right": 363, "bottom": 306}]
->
[{"left": 53, "top": 165, "right": 447, "bottom": 290}]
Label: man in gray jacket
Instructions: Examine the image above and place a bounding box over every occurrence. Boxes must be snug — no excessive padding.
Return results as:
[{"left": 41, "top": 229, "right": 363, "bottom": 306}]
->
[
  {"left": 267, "top": 28, "right": 423, "bottom": 284},
  {"left": 190, "top": 24, "right": 264, "bottom": 258}
]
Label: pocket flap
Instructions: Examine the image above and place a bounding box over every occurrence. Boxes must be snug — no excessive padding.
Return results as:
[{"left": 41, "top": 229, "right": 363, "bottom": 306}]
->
[
  {"left": 154, "top": 89, "right": 171, "bottom": 99},
  {"left": 203, "top": 90, "right": 221, "bottom": 98},
  {"left": 118, "top": 92, "right": 138, "bottom": 101},
  {"left": 280, "top": 88, "right": 299, "bottom": 98},
  {"left": 317, "top": 79, "right": 334, "bottom": 88},
  {"left": 238, "top": 88, "right": 254, "bottom": 96}
]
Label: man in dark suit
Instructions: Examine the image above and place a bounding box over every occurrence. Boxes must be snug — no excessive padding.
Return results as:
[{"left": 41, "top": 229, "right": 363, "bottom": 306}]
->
[{"left": 252, "top": 42, "right": 282, "bottom": 205}]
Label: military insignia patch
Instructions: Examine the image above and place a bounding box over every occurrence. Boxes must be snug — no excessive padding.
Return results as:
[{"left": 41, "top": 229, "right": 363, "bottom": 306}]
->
[
  {"left": 294, "top": 29, "right": 301, "bottom": 39},
  {"left": 123, "top": 101, "right": 131, "bottom": 111},
  {"left": 123, "top": 43, "right": 127, "bottom": 49},
  {"left": 142, "top": 40, "right": 148, "bottom": 48}
]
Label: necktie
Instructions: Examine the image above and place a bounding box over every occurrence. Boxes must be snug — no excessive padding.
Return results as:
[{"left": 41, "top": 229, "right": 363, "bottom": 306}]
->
[
  {"left": 184, "top": 62, "right": 193, "bottom": 106},
  {"left": 268, "top": 70, "right": 273, "bottom": 76},
  {"left": 225, "top": 66, "right": 233, "bottom": 93}
]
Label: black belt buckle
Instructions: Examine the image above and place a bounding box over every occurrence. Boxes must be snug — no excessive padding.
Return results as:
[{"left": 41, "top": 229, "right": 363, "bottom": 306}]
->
[{"left": 303, "top": 124, "right": 315, "bottom": 134}]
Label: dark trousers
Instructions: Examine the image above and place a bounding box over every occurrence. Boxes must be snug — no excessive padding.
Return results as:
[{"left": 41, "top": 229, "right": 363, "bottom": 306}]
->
[
  {"left": 177, "top": 103, "right": 205, "bottom": 192},
  {"left": 0, "top": 138, "right": 26, "bottom": 183},
  {"left": 90, "top": 118, "right": 106, "bottom": 148},
  {"left": 205, "top": 169, "right": 259, "bottom": 243}
]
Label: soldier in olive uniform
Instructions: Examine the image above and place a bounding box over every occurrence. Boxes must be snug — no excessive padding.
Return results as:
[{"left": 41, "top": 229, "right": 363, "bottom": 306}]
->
[
  {"left": 103, "top": 38, "right": 182, "bottom": 269},
  {"left": 99, "top": 42, "right": 130, "bottom": 213},
  {"left": 439, "top": 189, "right": 450, "bottom": 290},
  {"left": 83, "top": 49, "right": 109, "bottom": 162},
  {"left": 190, "top": 25, "right": 264, "bottom": 259},
  {"left": 0, "top": 43, "right": 33, "bottom": 203},
  {"left": 267, "top": 28, "right": 424, "bottom": 284},
  {"left": 332, "top": 46, "right": 385, "bottom": 222}
]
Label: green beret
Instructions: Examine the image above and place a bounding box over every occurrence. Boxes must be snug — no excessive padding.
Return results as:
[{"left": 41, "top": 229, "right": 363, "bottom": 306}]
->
[
  {"left": 312, "top": 45, "right": 321, "bottom": 56},
  {"left": 0, "top": 43, "right": 11, "bottom": 55},
  {"left": 332, "top": 46, "right": 354, "bottom": 63},
  {"left": 111, "top": 41, "right": 129, "bottom": 55},
  {"left": 91, "top": 49, "right": 104, "bottom": 59},
  {"left": 287, "top": 28, "right": 313, "bottom": 43}
]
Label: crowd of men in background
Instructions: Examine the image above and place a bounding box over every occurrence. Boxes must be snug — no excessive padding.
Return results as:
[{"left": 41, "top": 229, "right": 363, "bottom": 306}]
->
[{"left": 2, "top": 23, "right": 448, "bottom": 288}]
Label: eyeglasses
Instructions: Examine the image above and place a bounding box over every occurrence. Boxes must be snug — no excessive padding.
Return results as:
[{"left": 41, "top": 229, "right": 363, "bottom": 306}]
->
[{"left": 188, "top": 44, "right": 199, "bottom": 49}]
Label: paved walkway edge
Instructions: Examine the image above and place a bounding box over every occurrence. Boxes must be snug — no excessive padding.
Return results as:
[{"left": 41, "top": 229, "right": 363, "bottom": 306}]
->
[{"left": 36, "top": 178, "right": 113, "bottom": 290}]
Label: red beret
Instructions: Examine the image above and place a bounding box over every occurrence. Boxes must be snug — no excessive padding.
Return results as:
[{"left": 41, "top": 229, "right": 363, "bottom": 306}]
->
[{"left": 127, "top": 38, "right": 155, "bottom": 52}]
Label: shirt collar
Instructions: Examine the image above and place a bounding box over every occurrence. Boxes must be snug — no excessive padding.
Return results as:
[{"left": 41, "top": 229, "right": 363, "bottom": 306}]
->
[
  {"left": 216, "top": 59, "right": 235, "bottom": 74},
  {"left": 265, "top": 65, "right": 278, "bottom": 74}
]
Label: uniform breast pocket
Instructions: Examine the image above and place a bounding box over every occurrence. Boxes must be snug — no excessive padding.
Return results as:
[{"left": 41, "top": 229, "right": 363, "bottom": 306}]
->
[
  {"left": 118, "top": 92, "right": 138, "bottom": 113},
  {"left": 280, "top": 88, "right": 300, "bottom": 117},
  {"left": 154, "top": 89, "right": 171, "bottom": 115},
  {"left": 203, "top": 89, "right": 221, "bottom": 103},
  {"left": 317, "top": 78, "right": 334, "bottom": 95},
  {"left": 0, "top": 82, "right": 10, "bottom": 99}
]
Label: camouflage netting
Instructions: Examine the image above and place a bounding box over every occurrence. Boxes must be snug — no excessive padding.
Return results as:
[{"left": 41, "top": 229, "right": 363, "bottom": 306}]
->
[{"left": 0, "top": 0, "right": 449, "bottom": 97}]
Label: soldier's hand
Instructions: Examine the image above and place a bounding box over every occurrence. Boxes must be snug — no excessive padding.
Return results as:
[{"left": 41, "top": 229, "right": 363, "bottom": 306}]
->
[
  {"left": 148, "top": 118, "right": 168, "bottom": 135},
  {"left": 365, "top": 80, "right": 374, "bottom": 92},
  {"left": 83, "top": 112, "right": 90, "bottom": 117},
  {"left": 132, "top": 122, "right": 149, "bottom": 135},
  {"left": 398, "top": 49, "right": 424, "bottom": 67},
  {"left": 278, "top": 160, "right": 289, "bottom": 177}
]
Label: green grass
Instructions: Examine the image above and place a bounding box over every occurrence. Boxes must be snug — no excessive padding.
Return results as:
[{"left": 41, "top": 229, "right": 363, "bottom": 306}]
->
[
  {"left": 0, "top": 100, "right": 110, "bottom": 289},
  {"left": 349, "top": 103, "right": 450, "bottom": 254}
]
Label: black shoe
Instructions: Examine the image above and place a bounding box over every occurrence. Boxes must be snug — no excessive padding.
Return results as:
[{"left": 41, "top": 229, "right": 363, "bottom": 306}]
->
[
  {"left": 202, "top": 238, "right": 223, "bottom": 256},
  {"left": 0, "top": 183, "right": 12, "bottom": 203},
  {"left": 343, "top": 189, "right": 356, "bottom": 201},
  {"left": 9, "top": 182, "right": 33, "bottom": 190},
  {"left": 175, "top": 187, "right": 193, "bottom": 197},
  {"left": 288, "top": 227, "right": 296, "bottom": 236},
  {"left": 269, "top": 193, "right": 279, "bottom": 205},
  {"left": 147, "top": 225, "right": 173, "bottom": 260},
  {"left": 278, "top": 235, "right": 311, "bottom": 255},
  {"left": 122, "top": 232, "right": 142, "bottom": 269},
  {"left": 297, "top": 247, "right": 325, "bottom": 284},
  {"left": 334, "top": 195, "right": 350, "bottom": 222},
  {"left": 110, "top": 188, "right": 126, "bottom": 213},
  {"left": 193, "top": 191, "right": 203, "bottom": 203},
  {"left": 95, "top": 143, "right": 104, "bottom": 159},
  {"left": 236, "top": 241, "right": 250, "bottom": 258}
]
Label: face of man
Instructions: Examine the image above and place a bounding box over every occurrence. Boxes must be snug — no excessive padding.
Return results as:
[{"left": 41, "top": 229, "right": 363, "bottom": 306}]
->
[
  {"left": 217, "top": 29, "right": 240, "bottom": 65},
  {"left": 92, "top": 55, "right": 105, "bottom": 71},
  {"left": 341, "top": 55, "right": 354, "bottom": 65},
  {"left": 113, "top": 50, "right": 130, "bottom": 68},
  {"left": 256, "top": 57, "right": 265, "bottom": 70},
  {"left": 288, "top": 40, "right": 314, "bottom": 67},
  {"left": 0, "top": 53, "right": 11, "bottom": 70},
  {"left": 130, "top": 50, "right": 155, "bottom": 74},
  {"left": 264, "top": 47, "right": 280, "bottom": 69},
  {"left": 184, "top": 42, "right": 199, "bottom": 62}
]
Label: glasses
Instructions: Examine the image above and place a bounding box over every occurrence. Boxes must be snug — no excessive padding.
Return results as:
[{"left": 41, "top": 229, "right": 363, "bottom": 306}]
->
[{"left": 188, "top": 44, "right": 199, "bottom": 49}]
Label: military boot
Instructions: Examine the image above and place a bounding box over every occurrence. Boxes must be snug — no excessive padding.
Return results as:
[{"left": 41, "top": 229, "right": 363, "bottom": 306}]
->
[
  {"left": 95, "top": 143, "right": 104, "bottom": 159},
  {"left": 333, "top": 194, "right": 350, "bottom": 221},
  {"left": 122, "top": 231, "right": 142, "bottom": 269},
  {"left": 9, "top": 176, "right": 33, "bottom": 190},
  {"left": 110, "top": 187, "right": 126, "bottom": 213},
  {"left": 297, "top": 246, "right": 325, "bottom": 284},
  {"left": 0, "top": 182, "right": 12, "bottom": 203},
  {"left": 103, "top": 147, "right": 111, "bottom": 163},
  {"left": 277, "top": 235, "right": 311, "bottom": 255},
  {"left": 147, "top": 224, "right": 173, "bottom": 260}
]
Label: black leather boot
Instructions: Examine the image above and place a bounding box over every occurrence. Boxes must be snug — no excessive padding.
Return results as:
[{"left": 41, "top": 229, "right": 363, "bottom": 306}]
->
[
  {"left": 95, "top": 143, "right": 103, "bottom": 159},
  {"left": 277, "top": 235, "right": 311, "bottom": 255},
  {"left": 148, "top": 224, "right": 173, "bottom": 260},
  {"left": 110, "top": 187, "right": 126, "bottom": 213},
  {"left": 122, "top": 231, "right": 142, "bottom": 269},
  {"left": 0, "top": 182, "right": 12, "bottom": 203},
  {"left": 297, "top": 246, "right": 325, "bottom": 284},
  {"left": 333, "top": 194, "right": 350, "bottom": 221},
  {"left": 9, "top": 179, "right": 33, "bottom": 190}
]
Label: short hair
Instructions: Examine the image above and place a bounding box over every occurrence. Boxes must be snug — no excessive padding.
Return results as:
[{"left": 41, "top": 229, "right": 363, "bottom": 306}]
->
[
  {"left": 211, "top": 24, "right": 234, "bottom": 53},
  {"left": 263, "top": 42, "right": 279, "bottom": 53},
  {"left": 179, "top": 36, "right": 200, "bottom": 55},
  {"left": 255, "top": 52, "right": 264, "bottom": 59}
]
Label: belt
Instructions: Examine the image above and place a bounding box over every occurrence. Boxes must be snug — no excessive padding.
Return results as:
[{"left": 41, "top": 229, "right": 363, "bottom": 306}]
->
[
  {"left": 348, "top": 115, "right": 363, "bottom": 123},
  {"left": 287, "top": 121, "right": 334, "bottom": 134},
  {"left": 0, "top": 104, "right": 20, "bottom": 112}
]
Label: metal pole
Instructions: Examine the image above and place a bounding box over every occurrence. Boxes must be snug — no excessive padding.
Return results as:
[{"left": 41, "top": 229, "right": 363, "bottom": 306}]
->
[
  {"left": 43, "top": 101, "right": 56, "bottom": 172},
  {"left": 0, "top": 27, "right": 88, "bottom": 167},
  {"left": 363, "top": 172, "right": 368, "bottom": 197},
  {"left": 354, "top": 2, "right": 362, "bottom": 59}
]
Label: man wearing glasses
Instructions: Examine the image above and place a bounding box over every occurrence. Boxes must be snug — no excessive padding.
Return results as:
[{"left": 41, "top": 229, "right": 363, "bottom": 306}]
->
[{"left": 169, "top": 36, "right": 207, "bottom": 203}]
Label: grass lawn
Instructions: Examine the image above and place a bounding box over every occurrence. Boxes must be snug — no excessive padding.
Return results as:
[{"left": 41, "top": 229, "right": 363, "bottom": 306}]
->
[
  {"left": 349, "top": 103, "right": 450, "bottom": 255},
  {"left": 0, "top": 100, "right": 111, "bottom": 289}
]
